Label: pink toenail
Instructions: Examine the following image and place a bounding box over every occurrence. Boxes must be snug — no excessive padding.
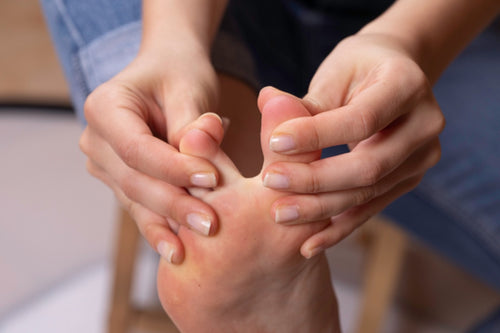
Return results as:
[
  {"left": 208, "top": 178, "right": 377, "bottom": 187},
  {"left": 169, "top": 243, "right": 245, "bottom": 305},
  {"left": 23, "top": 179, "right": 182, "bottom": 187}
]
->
[{"left": 157, "top": 241, "right": 176, "bottom": 264}]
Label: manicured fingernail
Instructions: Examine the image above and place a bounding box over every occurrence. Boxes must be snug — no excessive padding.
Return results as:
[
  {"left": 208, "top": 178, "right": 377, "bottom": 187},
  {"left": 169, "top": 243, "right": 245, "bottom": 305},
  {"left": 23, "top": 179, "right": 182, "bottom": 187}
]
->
[
  {"left": 270, "top": 134, "right": 295, "bottom": 152},
  {"left": 275, "top": 205, "right": 299, "bottom": 223},
  {"left": 263, "top": 172, "right": 290, "bottom": 189},
  {"left": 157, "top": 241, "right": 176, "bottom": 264},
  {"left": 304, "top": 245, "right": 324, "bottom": 259},
  {"left": 191, "top": 172, "right": 216, "bottom": 187},
  {"left": 187, "top": 213, "right": 212, "bottom": 236}
]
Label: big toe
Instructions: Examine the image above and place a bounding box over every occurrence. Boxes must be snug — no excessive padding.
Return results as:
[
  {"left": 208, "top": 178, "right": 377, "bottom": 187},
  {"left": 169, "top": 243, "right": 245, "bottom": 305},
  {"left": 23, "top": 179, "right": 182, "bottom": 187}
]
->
[
  {"left": 260, "top": 90, "right": 321, "bottom": 169},
  {"left": 179, "top": 113, "right": 240, "bottom": 185}
]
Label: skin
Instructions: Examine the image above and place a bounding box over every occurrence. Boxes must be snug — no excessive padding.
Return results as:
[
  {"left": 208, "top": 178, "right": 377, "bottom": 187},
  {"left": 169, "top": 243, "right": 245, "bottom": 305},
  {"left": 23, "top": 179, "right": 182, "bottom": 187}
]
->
[
  {"left": 80, "top": 0, "right": 500, "bottom": 263},
  {"left": 157, "top": 90, "right": 339, "bottom": 332},
  {"left": 262, "top": 0, "right": 500, "bottom": 255}
]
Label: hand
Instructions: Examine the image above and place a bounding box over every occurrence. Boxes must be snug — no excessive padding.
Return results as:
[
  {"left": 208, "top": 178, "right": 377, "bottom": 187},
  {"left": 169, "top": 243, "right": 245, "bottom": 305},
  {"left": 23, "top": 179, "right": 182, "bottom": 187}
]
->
[
  {"left": 79, "top": 49, "right": 223, "bottom": 264},
  {"left": 260, "top": 34, "right": 445, "bottom": 257}
]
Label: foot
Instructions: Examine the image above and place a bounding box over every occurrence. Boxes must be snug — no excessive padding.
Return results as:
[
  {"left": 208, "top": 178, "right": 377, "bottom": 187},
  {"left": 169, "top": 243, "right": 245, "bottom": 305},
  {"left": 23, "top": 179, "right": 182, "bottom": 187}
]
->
[{"left": 157, "top": 90, "right": 340, "bottom": 332}]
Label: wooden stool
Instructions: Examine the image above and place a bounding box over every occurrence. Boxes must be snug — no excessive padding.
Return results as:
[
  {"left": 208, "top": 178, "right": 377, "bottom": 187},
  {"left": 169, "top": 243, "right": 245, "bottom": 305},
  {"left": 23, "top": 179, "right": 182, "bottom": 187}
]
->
[
  {"left": 108, "top": 208, "right": 178, "bottom": 333},
  {"left": 357, "top": 216, "right": 408, "bottom": 333}
]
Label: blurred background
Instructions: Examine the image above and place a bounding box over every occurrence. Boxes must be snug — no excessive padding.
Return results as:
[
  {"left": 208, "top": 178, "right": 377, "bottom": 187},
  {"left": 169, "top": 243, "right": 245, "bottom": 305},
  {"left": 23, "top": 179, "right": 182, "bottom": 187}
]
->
[{"left": 0, "top": 1, "right": 499, "bottom": 333}]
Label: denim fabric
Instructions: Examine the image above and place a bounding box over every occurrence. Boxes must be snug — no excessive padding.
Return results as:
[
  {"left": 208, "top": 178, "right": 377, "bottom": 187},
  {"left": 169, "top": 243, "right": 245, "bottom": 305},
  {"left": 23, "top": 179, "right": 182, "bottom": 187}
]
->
[
  {"left": 39, "top": 0, "right": 257, "bottom": 122},
  {"left": 39, "top": 0, "right": 141, "bottom": 122},
  {"left": 385, "top": 25, "right": 500, "bottom": 293},
  {"left": 40, "top": 0, "right": 500, "bottom": 329}
]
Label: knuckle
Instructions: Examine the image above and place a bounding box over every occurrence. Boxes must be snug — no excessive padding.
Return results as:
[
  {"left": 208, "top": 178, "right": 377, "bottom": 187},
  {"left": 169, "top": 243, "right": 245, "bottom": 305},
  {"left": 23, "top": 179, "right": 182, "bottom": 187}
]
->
[
  {"left": 83, "top": 84, "right": 107, "bottom": 122},
  {"left": 353, "top": 186, "right": 376, "bottom": 206},
  {"left": 357, "top": 107, "right": 379, "bottom": 139},
  {"left": 427, "top": 141, "right": 442, "bottom": 168},
  {"left": 85, "top": 160, "right": 99, "bottom": 178},
  {"left": 307, "top": 167, "right": 323, "bottom": 193},
  {"left": 309, "top": 118, "right": 322, "bottom": 150},
  {"left": 117, "top": 173, "right": 136, "bottom": 201},
  {"left": 118, "top": 137, "right": 141, "bottom": 169},
  {"left": 432, "top": 110, "right": 446, "bottom": 135},
  {"left": 406, "top": 175, "right": 423, "bottom": 191},
  {"left": 308, "top": 196, "right": 331, "bottom": 220},
  {"left": 161, "top": 192, "right": 177, "bottom": 219},
  {"left": 79, "top": 130, "right": 90, "bottom": 155},
  {"left": 359, "top": 158, "right": 385, "bottom": 186}
]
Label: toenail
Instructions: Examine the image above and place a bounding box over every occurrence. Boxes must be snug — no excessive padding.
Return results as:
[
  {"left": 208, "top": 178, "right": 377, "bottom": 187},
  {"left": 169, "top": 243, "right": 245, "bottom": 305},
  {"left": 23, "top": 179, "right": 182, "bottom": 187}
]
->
[
  {"left": 275, "top": 205, "right": 299, "bottom": 223},
  {"left": 269, "top": 134, "right": 296, "bottom": 152},
  {"left": 304, "top": 245, "right": 325, "bottom": 259},
  {"left": 263, "top": 172, "right": 290, "bottom": 189},
  {"left": 187, "top": 212, "right": 212, "bottom": 236}
]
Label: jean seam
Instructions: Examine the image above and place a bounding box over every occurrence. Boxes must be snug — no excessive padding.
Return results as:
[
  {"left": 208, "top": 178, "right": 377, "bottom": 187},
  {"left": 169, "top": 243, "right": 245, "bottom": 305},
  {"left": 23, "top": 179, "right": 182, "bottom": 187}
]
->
[{"left": 54, "top": 0, "right": 85, "bottom": 48}]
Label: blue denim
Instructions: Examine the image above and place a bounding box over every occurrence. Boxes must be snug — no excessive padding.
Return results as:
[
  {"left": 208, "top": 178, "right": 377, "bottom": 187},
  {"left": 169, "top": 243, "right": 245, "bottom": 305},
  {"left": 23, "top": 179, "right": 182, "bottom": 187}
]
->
[
  {"left": 232, "top": 0, "right": 500, "bottom": 294},
  {"left": 40, "top": 0, "right": 500, "bottom": 329}
]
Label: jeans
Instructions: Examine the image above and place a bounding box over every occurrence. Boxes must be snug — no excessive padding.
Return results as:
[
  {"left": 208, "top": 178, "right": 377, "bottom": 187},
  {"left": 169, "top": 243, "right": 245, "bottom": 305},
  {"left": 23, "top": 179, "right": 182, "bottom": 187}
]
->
[{"left": 40, "top": 0, "right": 500, "bottom": 329}]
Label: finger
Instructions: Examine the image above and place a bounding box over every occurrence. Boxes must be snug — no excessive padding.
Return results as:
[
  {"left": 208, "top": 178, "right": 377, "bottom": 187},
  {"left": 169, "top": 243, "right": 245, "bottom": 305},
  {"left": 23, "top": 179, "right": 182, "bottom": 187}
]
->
[
  {"left": 83, "top": 130, "right": 218, "bottom": 236},
  {"left": 270, "top": 66, "right": 436, "bottom": 153},
  {"left": 263, "top": 101, "right": 444, "bottom": 193},
  {"left": 84, "top": 88, "right": 218, "bottom": 189},
  {"left": 270, "top": 139, "right": 440, "bottom": 224},
  {"left": 86, "top": 159, "right": 185, "bottom": 264},
  {"left": 259, "top": 91, "right": 321, "bottom": 172},
  {"left": 299, "top": 175, "right": 423, "bottom": 259}
]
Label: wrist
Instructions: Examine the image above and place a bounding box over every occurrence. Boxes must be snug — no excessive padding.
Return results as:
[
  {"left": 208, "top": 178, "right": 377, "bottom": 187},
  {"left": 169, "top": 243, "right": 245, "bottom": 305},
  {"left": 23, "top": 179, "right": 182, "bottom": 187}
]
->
[
  {"left": 359, "top": 0, "right": 500, "bottom": 84},
  {"left": 141, "top": 0, "right": 228, "bottom": 56}
]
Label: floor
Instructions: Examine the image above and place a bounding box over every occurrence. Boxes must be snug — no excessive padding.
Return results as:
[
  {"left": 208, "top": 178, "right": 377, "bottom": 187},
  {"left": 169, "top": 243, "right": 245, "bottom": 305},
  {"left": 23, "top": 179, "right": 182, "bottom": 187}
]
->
[{"left": 1, "top": 1, "right": 499, "bottom": 332}]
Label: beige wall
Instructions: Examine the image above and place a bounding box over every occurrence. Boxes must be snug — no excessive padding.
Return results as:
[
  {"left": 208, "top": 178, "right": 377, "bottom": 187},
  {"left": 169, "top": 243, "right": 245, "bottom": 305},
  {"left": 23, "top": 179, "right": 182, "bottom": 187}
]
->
[{"left": 0, "top": 0, "right": 69, "bottom": 102}]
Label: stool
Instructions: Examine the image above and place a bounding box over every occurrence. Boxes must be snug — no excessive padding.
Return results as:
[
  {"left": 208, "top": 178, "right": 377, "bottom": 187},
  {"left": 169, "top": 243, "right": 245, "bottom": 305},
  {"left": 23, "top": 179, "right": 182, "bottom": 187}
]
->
[{"left": 108, "top": 208, "right": 179, "bottom": 333}]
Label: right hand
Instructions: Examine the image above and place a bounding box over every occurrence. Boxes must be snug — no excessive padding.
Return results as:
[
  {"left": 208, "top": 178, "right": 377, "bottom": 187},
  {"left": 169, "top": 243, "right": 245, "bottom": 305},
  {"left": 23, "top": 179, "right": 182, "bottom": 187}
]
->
[{"left": 79, "top": 48, "right": 223, "bottom": 265}]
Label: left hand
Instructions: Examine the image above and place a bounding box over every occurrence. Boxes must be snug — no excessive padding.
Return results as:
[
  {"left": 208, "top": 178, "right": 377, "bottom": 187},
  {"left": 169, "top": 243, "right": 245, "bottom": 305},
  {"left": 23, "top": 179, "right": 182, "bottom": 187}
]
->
[{"left": 260, "top": 33, "right": 445, "bottom": 258}]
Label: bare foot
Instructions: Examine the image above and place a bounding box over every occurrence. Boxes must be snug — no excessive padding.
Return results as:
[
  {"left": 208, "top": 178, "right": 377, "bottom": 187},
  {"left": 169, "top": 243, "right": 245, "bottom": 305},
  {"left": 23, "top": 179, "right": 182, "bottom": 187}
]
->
[{"left": 157, "top": 91, "right": 340, "bottom": 332}]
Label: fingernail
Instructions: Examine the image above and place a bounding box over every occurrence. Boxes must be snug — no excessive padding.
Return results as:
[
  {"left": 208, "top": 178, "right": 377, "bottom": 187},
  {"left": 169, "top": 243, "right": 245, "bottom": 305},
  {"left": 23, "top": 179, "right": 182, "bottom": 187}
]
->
[
  {"left": 187, "top": 213, "right": 212, "bottom": 236},
  {"left": 270, "top": 134, "right": 295, "bottom": 152},
  {"left": 304, "top": 245, "right": 324, "bottom": 259},
  {"left": 275, "top": 205, "right": 299, "bottom": 223},
  {"left": 191, "top": 172, "right": 217, "bottom": 187},
  {"left": 157, "top": 241, "right": 176, "bottom": 264},
  {"left": 263, "top": 172, "right": 290, "bottom": 189}
]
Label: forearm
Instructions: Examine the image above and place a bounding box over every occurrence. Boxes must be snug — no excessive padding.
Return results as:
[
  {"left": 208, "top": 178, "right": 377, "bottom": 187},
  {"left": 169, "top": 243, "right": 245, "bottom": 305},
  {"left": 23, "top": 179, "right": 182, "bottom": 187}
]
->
[
  {"left": 360, "top": 0, "right": 500, "bottom": 83},
  {"left": 141, "top": 0, "right": 228, "bottom": 55}
]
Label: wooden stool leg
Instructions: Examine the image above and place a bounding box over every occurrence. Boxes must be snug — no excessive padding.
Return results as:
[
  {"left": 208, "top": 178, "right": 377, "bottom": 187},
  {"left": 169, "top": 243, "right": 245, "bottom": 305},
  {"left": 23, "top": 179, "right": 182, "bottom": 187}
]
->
[
  {"left": 357, "top": 217, "right": 408, "bottom": 333},
  {"left": 108, "top": 208, "right": 141, "bottom": 333}
]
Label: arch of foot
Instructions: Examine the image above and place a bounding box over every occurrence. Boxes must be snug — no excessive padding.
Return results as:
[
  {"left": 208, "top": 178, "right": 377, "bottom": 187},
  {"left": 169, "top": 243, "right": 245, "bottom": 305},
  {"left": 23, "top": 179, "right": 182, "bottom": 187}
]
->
[{"left": 157, "top": 90, "right": 339, "bottom": 333}]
